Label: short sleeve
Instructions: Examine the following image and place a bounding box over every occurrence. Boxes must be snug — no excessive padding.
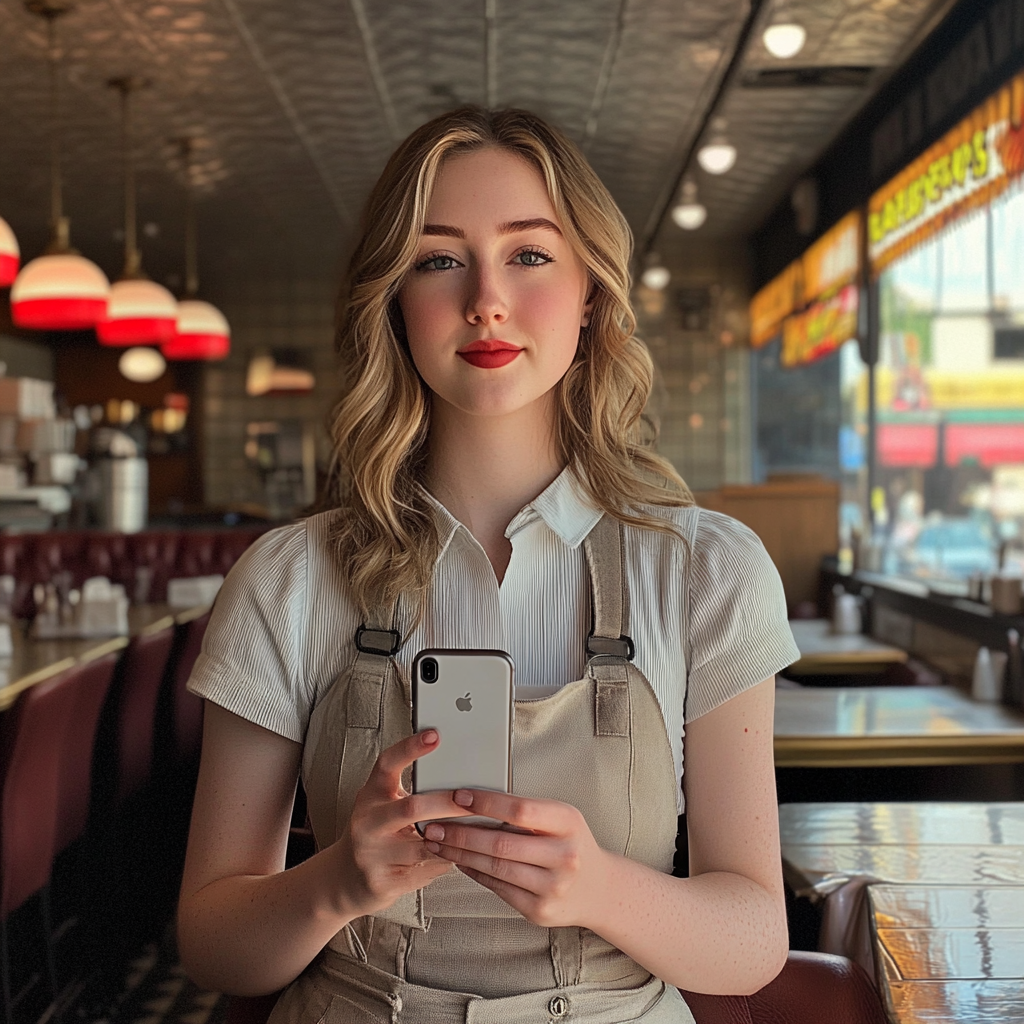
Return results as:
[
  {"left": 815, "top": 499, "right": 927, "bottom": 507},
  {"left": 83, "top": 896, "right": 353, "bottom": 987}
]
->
[
  {"left": 187, "top": 521, "right": 311, "bottom": 742},
  {"left": 684, "top": 509, "right": 800, "bottom": 720}
]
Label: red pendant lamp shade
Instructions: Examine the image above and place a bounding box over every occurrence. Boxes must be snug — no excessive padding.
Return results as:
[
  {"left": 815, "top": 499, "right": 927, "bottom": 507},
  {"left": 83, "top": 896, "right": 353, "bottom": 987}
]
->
[
  {"left": 96, "top": 278, "right": 177, "bottom": 346},
  {"left": 0, "top": 217, "right": 19, "bottom": 287},
  {"left": 163, "top": 299, "right": 230, "bottom": 360},
  {"left": 13, "top": 3, "right": 109, "bottom": 331},
  {"left": 10, "top": 252, "right": 109, "bottom": 330}
]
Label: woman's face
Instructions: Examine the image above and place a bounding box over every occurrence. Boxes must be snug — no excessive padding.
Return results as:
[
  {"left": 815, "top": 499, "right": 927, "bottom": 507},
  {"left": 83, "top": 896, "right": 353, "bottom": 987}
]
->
[{"left": 398, "top": 147, "right": 592, "bottom": 422}]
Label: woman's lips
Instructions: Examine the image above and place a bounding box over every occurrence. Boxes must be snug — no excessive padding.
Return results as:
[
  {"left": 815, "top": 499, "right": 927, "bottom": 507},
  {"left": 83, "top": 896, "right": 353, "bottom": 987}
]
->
[{"left": 457, "top": 342, "right": 523, "bottom": 369}]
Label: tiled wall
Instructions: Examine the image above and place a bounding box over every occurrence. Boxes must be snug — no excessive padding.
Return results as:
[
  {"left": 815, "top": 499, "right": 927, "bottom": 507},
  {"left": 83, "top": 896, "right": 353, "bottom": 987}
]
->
[
  {"left": 201, "top": 279, "right": 340, "bottom": 511},
  {"left": 636, "top": 236, "right": 754, "bottom": 492},
  {"left": 201, "top": 245, "right": 756, "bottom": 513}
]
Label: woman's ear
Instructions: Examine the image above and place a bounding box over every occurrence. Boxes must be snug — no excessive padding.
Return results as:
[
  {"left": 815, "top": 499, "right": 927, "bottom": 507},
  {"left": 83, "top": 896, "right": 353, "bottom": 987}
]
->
[{"left": 581, "top": 284, "right": 597, "bottom": 328}]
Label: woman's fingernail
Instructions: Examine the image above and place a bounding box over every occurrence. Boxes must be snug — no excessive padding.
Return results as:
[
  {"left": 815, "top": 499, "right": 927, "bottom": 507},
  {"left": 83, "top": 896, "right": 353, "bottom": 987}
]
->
[
  {"left": 424, "top": 841, "right": 441, "bottom": 854},
  {"left": 424, "top": 824, "right": 444, "bottom": 841},
  {"left": 453, "top": 790, "right": 473, "bottom": 807},
  {"left": 422, "top": 729, "right": 438, "bottom": 745}
]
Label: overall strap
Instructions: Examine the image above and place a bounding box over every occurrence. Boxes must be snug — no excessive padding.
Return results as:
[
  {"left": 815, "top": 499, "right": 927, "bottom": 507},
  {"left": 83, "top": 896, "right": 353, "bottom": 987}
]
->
[
  {"left": 582, "top": 514, "right": 633, "bottom": 737},
  {"left": 348, "top": 603, "right": 405, "bottom": 730}
]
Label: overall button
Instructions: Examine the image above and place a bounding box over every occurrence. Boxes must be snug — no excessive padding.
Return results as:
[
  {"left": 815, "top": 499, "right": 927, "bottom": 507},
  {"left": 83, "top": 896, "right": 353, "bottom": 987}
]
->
[{"left": 548, "top": 994, "right": 569, "bottom": 1017}]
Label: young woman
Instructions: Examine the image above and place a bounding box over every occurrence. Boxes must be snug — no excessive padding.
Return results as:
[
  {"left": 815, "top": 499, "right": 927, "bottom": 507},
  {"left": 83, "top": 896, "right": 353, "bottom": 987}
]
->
[{"left": 178, "top": 107, "right": 800, "bottom": 1023}]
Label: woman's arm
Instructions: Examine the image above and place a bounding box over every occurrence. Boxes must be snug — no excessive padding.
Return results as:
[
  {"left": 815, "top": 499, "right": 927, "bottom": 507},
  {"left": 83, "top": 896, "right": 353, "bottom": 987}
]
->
[
  {"left": 177, "top": 703, "right": 473, "bottom": 995},
  {"left": 423, "top": 676, "right": 788, "bottom": 995}
]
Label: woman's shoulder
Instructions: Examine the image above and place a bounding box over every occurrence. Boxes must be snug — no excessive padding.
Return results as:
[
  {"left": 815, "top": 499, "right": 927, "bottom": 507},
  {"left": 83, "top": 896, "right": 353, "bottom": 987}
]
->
[{"left": 628, "top": 502, "right": 762, "bottom": 558}]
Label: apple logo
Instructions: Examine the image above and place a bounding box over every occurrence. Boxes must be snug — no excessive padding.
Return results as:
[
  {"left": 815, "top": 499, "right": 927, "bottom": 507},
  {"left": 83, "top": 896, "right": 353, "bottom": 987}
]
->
[{"left": 455, "top": 692, "right": 472, "bottom": 712}]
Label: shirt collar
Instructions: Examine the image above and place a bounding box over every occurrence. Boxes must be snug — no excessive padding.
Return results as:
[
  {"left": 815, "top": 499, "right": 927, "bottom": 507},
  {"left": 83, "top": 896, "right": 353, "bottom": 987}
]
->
[
  {"left": 419, "top": 465, "right": 603, "bottom": 556},
  {"left": 521, "top": 466, "right": 603, "bottom": 548}
]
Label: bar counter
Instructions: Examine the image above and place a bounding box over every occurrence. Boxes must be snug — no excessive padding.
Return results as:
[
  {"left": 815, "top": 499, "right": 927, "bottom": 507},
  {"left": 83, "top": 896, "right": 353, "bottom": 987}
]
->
[{"left": 0, "top": 604, "right": 208, "bottom": 711}]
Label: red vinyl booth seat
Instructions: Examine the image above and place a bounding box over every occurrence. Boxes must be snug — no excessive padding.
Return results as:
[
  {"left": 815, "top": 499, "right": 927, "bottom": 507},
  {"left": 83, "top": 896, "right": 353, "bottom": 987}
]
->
[
  {"left": 0, "top": 528, "right": 269, "bottom": 618},
  {"left": 224, "top": 951, "right": 887, "bottom": 1024}
]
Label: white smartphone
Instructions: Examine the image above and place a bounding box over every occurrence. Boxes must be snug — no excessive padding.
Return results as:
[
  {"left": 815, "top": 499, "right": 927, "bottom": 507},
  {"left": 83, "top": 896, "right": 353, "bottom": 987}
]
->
[{"left": 412, "top": 648, "right": 514, "bottom": 832}]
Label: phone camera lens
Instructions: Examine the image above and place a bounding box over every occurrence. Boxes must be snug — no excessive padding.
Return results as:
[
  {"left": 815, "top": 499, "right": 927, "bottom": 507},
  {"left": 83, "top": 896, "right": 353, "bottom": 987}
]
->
[{"left": 421, "top": 657, "right": 438, "bottom": 683}]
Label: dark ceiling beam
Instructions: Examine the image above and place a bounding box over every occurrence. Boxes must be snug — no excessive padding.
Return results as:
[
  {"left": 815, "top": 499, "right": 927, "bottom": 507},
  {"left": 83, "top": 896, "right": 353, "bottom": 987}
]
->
[{"left": 638, "top": 0, "right": 767, "bottom": 260}]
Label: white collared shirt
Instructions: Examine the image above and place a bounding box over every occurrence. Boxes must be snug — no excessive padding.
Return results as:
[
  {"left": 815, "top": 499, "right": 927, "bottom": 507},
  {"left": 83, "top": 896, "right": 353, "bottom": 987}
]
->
[{"left": 190, "top": 469, "right": 799, "bottom": 810}]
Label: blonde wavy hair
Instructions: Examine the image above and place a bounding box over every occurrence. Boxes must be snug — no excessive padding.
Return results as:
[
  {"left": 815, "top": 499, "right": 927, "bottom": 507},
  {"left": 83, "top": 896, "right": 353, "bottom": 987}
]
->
[{"left": 327, "top": 106, "right": 693, "bottom": 624}]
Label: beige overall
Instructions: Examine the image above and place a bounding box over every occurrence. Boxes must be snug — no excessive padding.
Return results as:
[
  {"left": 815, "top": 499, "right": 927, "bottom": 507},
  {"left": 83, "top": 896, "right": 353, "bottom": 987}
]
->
[{"left": 270, "top": 516, "right": 696, "bottom": 1024}]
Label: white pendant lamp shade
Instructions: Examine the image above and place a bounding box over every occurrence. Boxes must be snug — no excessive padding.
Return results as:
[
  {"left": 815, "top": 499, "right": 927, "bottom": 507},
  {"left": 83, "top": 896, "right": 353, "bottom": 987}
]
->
[
  {"left": 697, "top": 140, "right": 737, "bottom": 175},
  {"left": 0, "top": 217, "right": 19, "bottom": 287},
  {"left": 96, "top": 278, "right": 178, "bottom": 346},
  {"left": 763, "top": 22, "right": 806, "bottom": 59},
  {"left": 672, "top": 179, "right": 708, "bottom": 230},
  {"left": 118, "top": 346, "right": 166, "bottom": 383},
  {"left": 163, "top": 298, "right": 230, "bottom": 360},
  {"left": 10, "top": 253, "right": 110, "bottom": 330}
]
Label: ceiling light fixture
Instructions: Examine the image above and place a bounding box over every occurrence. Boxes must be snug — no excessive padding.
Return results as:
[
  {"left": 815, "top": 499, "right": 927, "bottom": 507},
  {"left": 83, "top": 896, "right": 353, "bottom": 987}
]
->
[
  {"left": 640, "top": 255, "right": 671, "bottom": 291},
  {"left": 696, "top": 118, "right": 737, "bottom": 175},
  {"left": 162, "top": 138, "right": 230, "bottom": 361},
  {"left": 97, "top": 77, "right": 178, "bottom": 347},
  {"left": 763, "top": 4, "right": 806, "bottom": 60},
  {"left": 118, "top": 346, "right": 166, "bottom": 383},
  {"left": 10, "top": 1, "right": 110, "bottom": 331},
  {"left": 763, "top": 23, "right": 806, "bottom": 59},
  {"left": 671, "top": 179, "right": 707, "bottom": 230},
  {"left": 0, "top": 217, "right": 19, "bottom": 287}
]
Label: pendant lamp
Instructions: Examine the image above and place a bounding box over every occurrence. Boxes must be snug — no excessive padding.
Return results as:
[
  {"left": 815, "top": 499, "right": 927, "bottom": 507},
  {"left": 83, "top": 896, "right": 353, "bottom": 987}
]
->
[
  {"left": 10, "top": 1, "right": 110, "bottom": 331},
  {"left": 162, "top": 138, "right": 230, "bottom": 361},
  {"left": 96, "top": 77, "right": 177, "bottom": 347},
  {"left": 0, "top": 217, "right": 20, "bottom": 287}
]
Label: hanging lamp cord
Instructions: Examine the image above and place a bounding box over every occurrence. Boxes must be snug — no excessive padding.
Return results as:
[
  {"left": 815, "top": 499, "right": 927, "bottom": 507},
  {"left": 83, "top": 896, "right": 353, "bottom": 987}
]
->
[
  {"left": 181, "top": 138, "right": 199, "bottom": 298},
  {"left": 43, "top": 9, "right": 71, "bottom": 252},
  {"left": 110, "top": 77, "right": 146, "bottom": 279}
]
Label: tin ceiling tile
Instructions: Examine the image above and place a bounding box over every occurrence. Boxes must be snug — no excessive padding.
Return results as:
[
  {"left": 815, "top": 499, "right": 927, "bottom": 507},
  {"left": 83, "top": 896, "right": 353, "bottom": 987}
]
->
[{"left": 0, "top": 0, "right": 957, "bottom": 294}]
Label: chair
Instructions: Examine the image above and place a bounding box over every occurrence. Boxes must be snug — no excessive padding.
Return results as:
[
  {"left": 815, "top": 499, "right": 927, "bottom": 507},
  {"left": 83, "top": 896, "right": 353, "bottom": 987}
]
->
[
  {"left": 224, "top": 951, "right": 886, "bottom": 1024},
  {"left": 0, "top": 669, "right": 82, "bottom": 1020},
  {"left": 108, "top": 624, "right": 177, "bottom": 806},
  {"left": 167, "top": 610, "right": 212, "bottom": 764},
  {"left": 53, "top": 651, "right": 121, "bottom": 857},
  {"left": 680, "top": 950, "right": 887, "bottom": 1024}
]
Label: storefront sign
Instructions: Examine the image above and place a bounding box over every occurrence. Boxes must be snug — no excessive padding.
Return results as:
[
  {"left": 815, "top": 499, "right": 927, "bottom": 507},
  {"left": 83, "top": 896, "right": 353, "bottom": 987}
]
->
[
  {"left": 750, "top": 211, "right": 862, "bottom": 349},
  {"left": 802, "top": 211, "right": 861, "bottom": 299},
  {"left": 868, "top": 70, "right": 1024, "bottom": 275},
  {"left": 750, "top": 262, "right": 800, "bottom": 348},
  {"left": 877, "top": 422, "right": 938, "bottom": 468},
  {"left": 946, "top": 422, "right": 1024, "bottom": 467},
  {"left": 781, "top": 284, "right": 858, "bottom": 368}
]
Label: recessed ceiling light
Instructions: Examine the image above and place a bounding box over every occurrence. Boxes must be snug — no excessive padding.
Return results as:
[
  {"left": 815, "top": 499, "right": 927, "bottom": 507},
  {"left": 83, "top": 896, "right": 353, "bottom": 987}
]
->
[{"left": 764, "top": 22, "right": 806, "bottom": 59}]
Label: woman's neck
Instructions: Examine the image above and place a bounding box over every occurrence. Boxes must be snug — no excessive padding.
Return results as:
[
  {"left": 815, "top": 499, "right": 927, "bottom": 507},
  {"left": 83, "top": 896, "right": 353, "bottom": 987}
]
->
[{"left": 424, "top": 398, "right": 563, "bottom": 582}]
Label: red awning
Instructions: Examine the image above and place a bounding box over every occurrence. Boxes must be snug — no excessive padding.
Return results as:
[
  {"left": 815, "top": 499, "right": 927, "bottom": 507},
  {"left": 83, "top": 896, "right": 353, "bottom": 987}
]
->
[
  {"left": 877, "top": 423, "right": 938, "bottom": 467},
  {"left": 945, "top": 423, "right": 1024, "bottom": 468}
]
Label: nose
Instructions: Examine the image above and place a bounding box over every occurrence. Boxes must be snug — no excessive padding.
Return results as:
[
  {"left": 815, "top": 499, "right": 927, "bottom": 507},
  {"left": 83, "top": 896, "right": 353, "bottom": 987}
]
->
[{"left": 464, "top": 263, "right": 508, "bottom": 326}]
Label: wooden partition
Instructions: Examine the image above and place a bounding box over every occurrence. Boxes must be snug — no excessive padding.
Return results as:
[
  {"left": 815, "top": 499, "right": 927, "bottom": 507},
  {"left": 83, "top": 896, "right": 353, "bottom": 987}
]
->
[{"left": 694, "top": 476, "right": 839, "bottom": 612}]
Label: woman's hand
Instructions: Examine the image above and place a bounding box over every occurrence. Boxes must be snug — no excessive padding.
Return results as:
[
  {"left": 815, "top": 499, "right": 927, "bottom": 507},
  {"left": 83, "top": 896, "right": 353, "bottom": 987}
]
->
[
  {"left": 333, "top": 730, "right": 473, "bottom": 918},
  {"left": 421, "top": 790, "right": 611, "bottom": 929}
]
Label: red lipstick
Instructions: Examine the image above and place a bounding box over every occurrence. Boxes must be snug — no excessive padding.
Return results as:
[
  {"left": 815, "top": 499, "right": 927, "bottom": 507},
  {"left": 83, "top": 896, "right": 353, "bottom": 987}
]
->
[{"left": 457, "top": 340, "right": 523, "bottom": 369}]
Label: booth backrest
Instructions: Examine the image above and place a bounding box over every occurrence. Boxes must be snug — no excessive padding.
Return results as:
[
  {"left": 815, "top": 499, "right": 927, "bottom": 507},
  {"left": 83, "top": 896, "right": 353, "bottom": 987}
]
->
[{"left": 0, "top": 528, "right": 269, "bottom": 617}]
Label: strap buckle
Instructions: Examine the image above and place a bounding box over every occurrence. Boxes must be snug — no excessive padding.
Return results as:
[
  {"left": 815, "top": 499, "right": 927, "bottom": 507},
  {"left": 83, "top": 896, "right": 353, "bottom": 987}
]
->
[
  {"left": 355, "top": 626, "right": 402, "bottom": 656},
  {"left": 586, "top": 634, "right": 635, "bottom": 661}
]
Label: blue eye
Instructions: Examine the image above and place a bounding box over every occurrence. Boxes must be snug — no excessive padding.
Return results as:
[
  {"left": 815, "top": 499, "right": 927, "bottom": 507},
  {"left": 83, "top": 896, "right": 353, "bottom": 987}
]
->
[
  {"left": 415, "top": 253, "right": 461, "bottom": 272},
  {"left": 514, "top": 249, "right": 553, "bottom": 266}
]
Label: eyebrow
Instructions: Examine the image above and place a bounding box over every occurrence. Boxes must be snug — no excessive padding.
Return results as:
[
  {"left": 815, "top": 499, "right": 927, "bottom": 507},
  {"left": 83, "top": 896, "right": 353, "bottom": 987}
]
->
[{"left": 421, "top": 217, "right": 563, "bottom": 239}]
